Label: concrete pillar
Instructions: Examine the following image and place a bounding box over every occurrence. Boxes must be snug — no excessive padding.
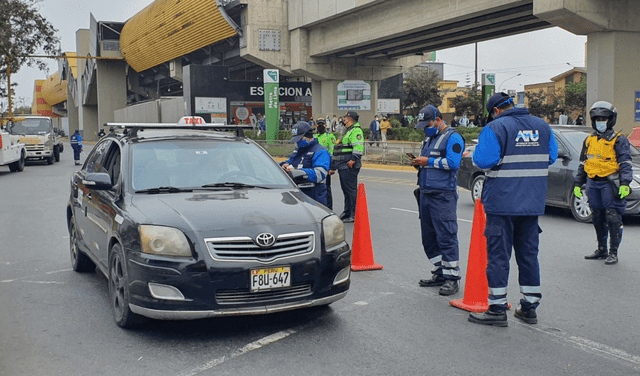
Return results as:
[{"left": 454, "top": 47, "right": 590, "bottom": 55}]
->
[
  {"left": 96, "top": 60, "right": 127, "bottom": 139},
  {"left": 312, "top": 80, "right": 338, "bottom": 120},
  {"left": 586, "top": 31, "right": 640, "bottom": 134}
]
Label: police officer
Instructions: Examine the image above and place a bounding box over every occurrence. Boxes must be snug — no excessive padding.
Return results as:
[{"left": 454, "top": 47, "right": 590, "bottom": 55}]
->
[
  {"left": 314, "top": 118, "right": 337, "bottom": 210},
  {"left": 412, "top": 105, "right": 465, "bottom": 296},
  {"left": 332, "top": 111, "right": 364, "bottom": 223},
  {"left": 282, "top": 122, "right": 331, "bottom": 206},
  {"left": 70, "top": 129, "right": 83, "bottom": 165},
  {"left": 469, "top": 92, "right": 558, "bottom": 327},
  {"left": 574, "top": 101, "right": 632, "bottom": 265}
]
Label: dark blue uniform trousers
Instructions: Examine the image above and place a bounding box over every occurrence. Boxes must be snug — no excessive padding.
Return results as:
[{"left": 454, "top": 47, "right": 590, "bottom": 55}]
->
[
  {"left": 485, "top": 214, "right": 542, "bottom": 311},
  {"left": 586, "top": 179, "right": 625, "bottom": 250},
  {"left": 72, "top": 145, "right": 82, "bottom": 161},
  {"left": 419, "top": 190, "right": 460, "bottom": 280},
  {"left": 301, "top": 183, "right": 328, "bottom": 207},
  {"left": 338, "top": 167, "right": 359, "bottom": 218}
]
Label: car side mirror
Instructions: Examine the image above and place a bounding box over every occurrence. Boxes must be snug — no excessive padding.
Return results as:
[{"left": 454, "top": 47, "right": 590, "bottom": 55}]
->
[
  {"left": 83, "top": 172, "right": 113, "bottom": 190},
  {"left": 557, "top": 147, "right": 569, "bottom": 159},
  {"left": 288, "top": 169, "right": 314, "bottom": 189}
]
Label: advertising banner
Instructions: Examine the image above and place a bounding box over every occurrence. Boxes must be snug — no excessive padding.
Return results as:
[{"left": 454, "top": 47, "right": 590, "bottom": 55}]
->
[
  {"left": 482, "top": 73, "right": 496, "bottom": 119},
  {"left": 337, "top": 80, "right": 371, "bottom": 110},
  {"left": 264, "top": 69, "right": 280, "bottom": 141}
]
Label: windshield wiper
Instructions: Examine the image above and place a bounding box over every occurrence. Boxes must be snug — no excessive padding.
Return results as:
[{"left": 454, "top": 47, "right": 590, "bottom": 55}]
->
[
  {"left": 201, "top": 182, "right": 271, "bottom": 189},
  {"left": 135, "top": 186, "right": 193, "bottom": 194}
]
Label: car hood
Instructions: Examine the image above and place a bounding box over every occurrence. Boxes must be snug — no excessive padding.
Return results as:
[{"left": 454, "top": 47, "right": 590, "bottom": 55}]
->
[{"left": 129, "top": 188, "right": 331, "bottom": 236}]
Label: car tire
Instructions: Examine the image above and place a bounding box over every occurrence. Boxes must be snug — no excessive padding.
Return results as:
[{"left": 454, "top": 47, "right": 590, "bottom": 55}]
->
[
  {"left": 69, "top": 217, "right": 95, "bottom": 272},
  {"left": 471, "top": 175, "right": 485, "bottom": 203},
  {"left": 54, "top": 146, "right": 61, "bottom": 162},
  {"left": 8, "top": 150, "right": 25, "bottom": 172},
  {"left": 46, "top": 154, "right": 54, "bottom": 165},
  {"left": 571, "top": 190, "right": 592, "bottom": 223},
  {"left": 109, "top": 243, "right": 143, "bottom": 328}
]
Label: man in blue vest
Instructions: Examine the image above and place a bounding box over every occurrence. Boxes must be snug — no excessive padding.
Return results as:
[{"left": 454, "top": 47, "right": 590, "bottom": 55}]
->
[
  {"left": 281, "top": 122, "right": 331, "bottom": 206},
  {"left": 70, "top": 129, "right": 83, "bottom": 166},
  {"left": 574, "top": 101, "right": 632, "bottom": 265},
  {"left": 413, "top": 105, "right": 465, "bottom": 296},
  {"left": 469, "top": 92, "right": 558, "bottom": 327}
]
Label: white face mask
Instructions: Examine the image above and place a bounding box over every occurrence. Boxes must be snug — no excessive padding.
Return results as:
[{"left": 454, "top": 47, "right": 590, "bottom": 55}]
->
[{"left": 595, "top": 121, "right": 608, "bottom": 133}]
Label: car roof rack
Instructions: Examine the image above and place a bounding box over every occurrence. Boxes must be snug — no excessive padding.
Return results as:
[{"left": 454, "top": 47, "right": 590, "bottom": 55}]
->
[{"left": 103, "top": 123, "right": 245, "bottom": 138}]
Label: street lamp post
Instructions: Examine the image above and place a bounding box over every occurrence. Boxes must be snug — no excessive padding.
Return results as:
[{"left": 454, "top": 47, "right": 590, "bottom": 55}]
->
[{"left": 498, "top": 73, "right": 521, "bottom": 92}]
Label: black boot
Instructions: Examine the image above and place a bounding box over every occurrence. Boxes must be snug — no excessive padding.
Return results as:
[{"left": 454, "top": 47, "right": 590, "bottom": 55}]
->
[
  {"left": 514, "top": 306, "right": 538, "bottom": 324},
  {"left": 605, "top": 249, "right": 618, "bottom": 265},
  {"left": 585, "top": 246, "right": 608, "bottom": 260},
  {"left": 439, "top": 280, "right": 459, "bottom": 296},
  {"left": 419, "top": 274, "right": 445, "bottom": 287},
  {"left": 468, "top": 309, "right": 508, "bottom": 327}
]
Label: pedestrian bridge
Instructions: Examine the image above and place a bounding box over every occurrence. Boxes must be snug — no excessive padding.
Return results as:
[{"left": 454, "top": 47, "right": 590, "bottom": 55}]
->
[{"left": 241, "top": 0, "right": 640, "bottom": 132}]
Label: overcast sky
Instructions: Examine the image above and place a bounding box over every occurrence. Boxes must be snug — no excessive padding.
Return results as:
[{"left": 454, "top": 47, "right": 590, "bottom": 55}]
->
[{"left": 5, "top": 0, "right": 587, "bottom": 108}]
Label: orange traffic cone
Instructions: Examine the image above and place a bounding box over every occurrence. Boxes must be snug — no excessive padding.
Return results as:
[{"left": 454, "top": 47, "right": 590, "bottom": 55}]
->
[
  {"left": 350, "top": 183, "right": 383, "bottom": 271},
  {"left": 450, "top": 199, "right": 489, "bottom": 312}
]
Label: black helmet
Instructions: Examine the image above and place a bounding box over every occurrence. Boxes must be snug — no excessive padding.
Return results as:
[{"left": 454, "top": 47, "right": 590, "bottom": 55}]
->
[
  {"left": 486, "top": 92, "right": 513, "bottom": 123},
  {"left": 589, "top": 101, "right": 617, "bottom": 131}
]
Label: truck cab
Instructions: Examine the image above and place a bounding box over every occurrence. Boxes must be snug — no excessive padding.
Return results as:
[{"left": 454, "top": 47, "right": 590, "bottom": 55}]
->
[
  {"left": 7, "top": 116, "right": 63, "bottom": 165},
  {"left": 0, "top": 125, "right": 26, "bottom": 173}
]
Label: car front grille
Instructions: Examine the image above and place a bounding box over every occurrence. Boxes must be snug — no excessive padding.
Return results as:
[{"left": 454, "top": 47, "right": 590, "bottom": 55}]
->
[
  {"left": 215, "top": 283, "right": 312, "bottom": 305},
  {"left": 205, "top": 231, "right": 315, "bottom": 262}
]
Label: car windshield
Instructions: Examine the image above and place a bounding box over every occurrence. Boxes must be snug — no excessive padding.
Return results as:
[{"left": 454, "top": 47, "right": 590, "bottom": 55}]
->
[
  {"left": 9, "top": 119, "right": 51, "bottom": 135},
  {"left": 130, "top": 140, "right": 292, "bottom": 191},
  {"left": 558, "top": 130, "right": 640, "bottom": 156}
]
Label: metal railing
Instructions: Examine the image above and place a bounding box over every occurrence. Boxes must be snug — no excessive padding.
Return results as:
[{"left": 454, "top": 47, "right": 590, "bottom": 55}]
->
[{"left": 254, "top": 140, "right": 423, "bottom": 166}]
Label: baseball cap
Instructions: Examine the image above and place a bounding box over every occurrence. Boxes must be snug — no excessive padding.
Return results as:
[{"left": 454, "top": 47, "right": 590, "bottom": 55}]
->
[
  {"left": 486, "top": 92, "right": 513, "bottom": 122},
  {"left": 416, "top": 105, "right": 442, "bottom": 129},
  {"left": 290, "top": 122, "right": 313, "bottom": 143},
  {"left": 344, "top": 111, "right": 359, "bottom": 120}
]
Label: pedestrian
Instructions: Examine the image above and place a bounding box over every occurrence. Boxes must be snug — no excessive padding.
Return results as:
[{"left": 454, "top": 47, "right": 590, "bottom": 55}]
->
[
  {"left": 559, "top": 110, "right": 568, "bottom": 125},
  {"left": 258, "top": 114, "right": 266, "bottom": 136},
  {"left": 314, "top": 117, "right": 337, "bottom": 210},
  {"left": 281, "top": 122, "right": 331, "bottom": 206},
  {"left": 70, "top": 129, "right": 83, "bottom": 166},
  {"left": 412, "top": 105, "right": 465, "bottom": 296},
  {"left": 459, "top": 115, "right": 469, "bottom": 128},
  {"left": 576, "top": 115, "right": 584, "bottom": 125},
  {"left": 469, "top": 92, "right": 558, "bottom": 327},
  {"left": 380, "top": 116, "right": 391, "bottom": 148},
  {"left": 332, "top": 115, "right": 338, "bottom": 132},
  {"left": 332, "top": 111, "right": 364, "bottom": 223},
  {"left": 574, "top": 101, "right": 632, "bottom": 265},
  {"left": 369, "top": 115, "right": 380, "bottom": 146},
  {"left": 336, "top": 117, "right": 345, "bottom": 135}
]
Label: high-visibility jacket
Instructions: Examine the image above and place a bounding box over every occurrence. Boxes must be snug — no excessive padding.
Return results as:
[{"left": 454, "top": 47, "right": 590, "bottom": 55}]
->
[
  {"left": 584, "top": 133, "right": 621, "bottom": 178},
  {"left": 333, "top": 123, "right": 364, "bottom": 169},
  {"left": 417, "top": 127, "right": 464, "bottom": 191},
  {"left": 315, "top": 132, "right": 337, "bottom": 155}
]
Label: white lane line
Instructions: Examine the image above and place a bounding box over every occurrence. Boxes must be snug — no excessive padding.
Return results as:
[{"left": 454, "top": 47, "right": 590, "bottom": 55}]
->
[
  {"left": 390, "top": 207, "right": 473, "bottom": 223},
  {"left": 0, "top": 268, "right": 73, "bottom": 284},
  {"left": 177, "top": 329, "right": 298, "bottom": 376}
]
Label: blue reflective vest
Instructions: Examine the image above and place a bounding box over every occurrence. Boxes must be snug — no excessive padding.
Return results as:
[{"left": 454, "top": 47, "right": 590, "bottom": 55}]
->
[
  {"left": 479, "top": 108, "right": 554, "bottom": 215},
  {"left": 418, "top": 127, "right": 463, "bottom": 191},
  {"left": 286, "top": 138, "right": 330, "bottom": 205}
]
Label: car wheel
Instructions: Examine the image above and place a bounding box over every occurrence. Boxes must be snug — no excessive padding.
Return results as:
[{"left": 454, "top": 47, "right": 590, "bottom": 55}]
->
[
  {"left": 46, "top": 154, "right": 54, "bottom": 165},
  {"left": 471, "top": 175, "right": 485, "bottom": 203},
  {"left": 54, "top": 146, "right": 61, "bottom": 162},
  {"left": 69, "top": 217, "right": 95, "bottom": 272},
  {"left": 8, "top": 150, "right": 26, "bottom": 172},
  {"left": 109, "top": 243, "right": 143, "bottom": 328},
  {"left": 571, "top": 190, "right": 592, "bottom": 223}
]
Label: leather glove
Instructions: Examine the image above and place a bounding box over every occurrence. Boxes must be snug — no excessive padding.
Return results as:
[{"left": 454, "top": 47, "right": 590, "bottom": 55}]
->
[
  {"left": 574, "top": 186, "right": 582, "bottom": 198},
  {"left": 619, "top": 185, "right": 630, "bottom": 199}
]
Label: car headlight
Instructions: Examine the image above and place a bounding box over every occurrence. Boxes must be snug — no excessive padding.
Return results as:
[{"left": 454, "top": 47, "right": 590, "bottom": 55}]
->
[
  {"left": 323, "top": 215, "right": 346, "bottom": 249},
  {"left": 44, "top": 140, "right": 51, "bottom": 147},
  {"left": 139, "top": 225, "right": 192, "bottom": 257}
]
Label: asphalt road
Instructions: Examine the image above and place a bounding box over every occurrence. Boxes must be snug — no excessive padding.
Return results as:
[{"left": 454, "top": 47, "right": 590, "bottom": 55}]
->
[{"left": 1, "top": 144, "right": 639, "bottom": 375}]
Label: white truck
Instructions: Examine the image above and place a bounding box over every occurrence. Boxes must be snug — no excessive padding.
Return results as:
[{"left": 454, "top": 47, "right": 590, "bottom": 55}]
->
[
  {"left": 0, "top": 125, "right": 26, "bottom": 173},
  {"left": 6, "top": 116, "right": 63, "bottom": 165}
]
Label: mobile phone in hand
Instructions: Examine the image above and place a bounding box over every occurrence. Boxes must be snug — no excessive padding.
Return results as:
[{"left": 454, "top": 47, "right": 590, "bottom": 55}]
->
[{"left": 406, "top": 153, "right": 416, "bottom": 159}]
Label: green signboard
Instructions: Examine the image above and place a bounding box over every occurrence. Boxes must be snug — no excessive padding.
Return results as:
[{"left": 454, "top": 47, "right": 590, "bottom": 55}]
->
[
  {"left": 482, "top": 73, "right": 496, "bottom": 119},
  {"left": 263, "top": 69, "right": 280, "bottom": 142}
]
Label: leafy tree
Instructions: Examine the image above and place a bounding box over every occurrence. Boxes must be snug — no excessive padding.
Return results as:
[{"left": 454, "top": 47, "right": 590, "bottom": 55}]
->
[
  {"left": 403, "top": 67, "right": 441, "bottom": 119},
  {"left": 525, "top": 89, "right": 563, "bottom": 123},
  {"left": 564, "top": 78, "right": 587, "bottom": 115},
  {"left": 0, "top": 0, "right": 60, "bottom": 99},
  {"left": 449, "top": 85, "right": 483, "bottom": 120}
]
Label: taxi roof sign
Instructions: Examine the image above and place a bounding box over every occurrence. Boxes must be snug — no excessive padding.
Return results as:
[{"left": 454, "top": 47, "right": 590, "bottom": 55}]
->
[{"left": 178, "top": 116, "right": 206, "bottom": 126}]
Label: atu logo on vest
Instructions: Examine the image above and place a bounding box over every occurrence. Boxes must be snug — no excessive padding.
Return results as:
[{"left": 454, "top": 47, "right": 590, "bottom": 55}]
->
[{"left": 515, "top": 130, "right": 540, "bottom": 147}]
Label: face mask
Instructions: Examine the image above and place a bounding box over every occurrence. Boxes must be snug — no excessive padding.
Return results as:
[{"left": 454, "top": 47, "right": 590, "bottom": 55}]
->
[
  {"left": 297, "top": 139, "right": 310, "bottom": 148},
  {"left": 424, "top": 126, "right": 437, "bottom": 137},
  {"left": 595, "top": 121, "right": 608, "bottom": 133},
  {"left": 317, "top": 126, "right": 325, "bottom": 134}
]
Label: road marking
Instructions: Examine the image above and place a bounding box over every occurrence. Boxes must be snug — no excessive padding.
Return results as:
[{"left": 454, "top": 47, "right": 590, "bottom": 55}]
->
[
  {"left": 177, "top": 329, "right": 298, "bottom": 376},
  {"left": 390, "top": 207, "right": 473, "bottom": 223},
  {"left": 0, "top": 268, "right": 73, "bottom": 284}
]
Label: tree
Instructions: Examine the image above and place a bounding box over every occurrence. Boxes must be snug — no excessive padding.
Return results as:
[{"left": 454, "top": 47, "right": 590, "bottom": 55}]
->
[
  {"left": 564, "top": 78, "right": 587, "bottom": 115},
  {"left": 525, "top": 89, "right": 563, "bottom": 123},
  {"left": 403, "top": 67, "right": 441, "bottom": 119},
  {"left": 450, "top": 85, "right": 483, "bottom": 120},
  {"left": 0, "top": 0, "right": 60, "bottom": 99}
]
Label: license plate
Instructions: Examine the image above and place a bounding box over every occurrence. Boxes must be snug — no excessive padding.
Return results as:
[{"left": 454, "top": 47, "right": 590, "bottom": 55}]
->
[{"left": 250, "top": 267, "right": 290, "bottom": 291}]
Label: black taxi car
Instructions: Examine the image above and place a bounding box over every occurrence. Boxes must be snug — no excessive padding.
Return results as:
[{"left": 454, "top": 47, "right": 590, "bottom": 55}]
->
[
  {"left": 66, "top": 118, "right": 351, "bottom": 328},
  {"left": 457, "top": 125, "right": 640, "bottom": 222}
]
